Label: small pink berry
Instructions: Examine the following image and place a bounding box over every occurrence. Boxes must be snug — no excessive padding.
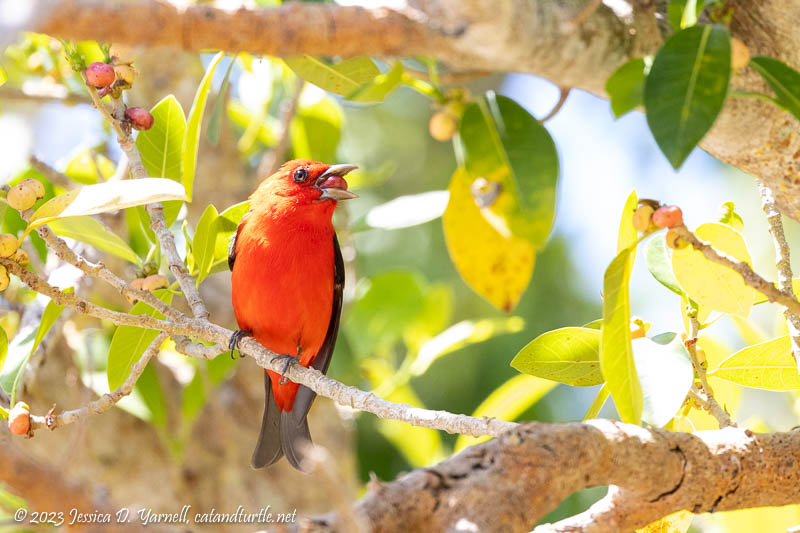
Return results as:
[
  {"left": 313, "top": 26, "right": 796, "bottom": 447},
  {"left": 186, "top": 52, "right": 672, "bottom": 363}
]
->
[
  {"left": 652, "top": 205, "right": 683, "bottom": 229},
  {"left": 125, "top": 107, "right": 154, "bottom": 131},
  {"left": 85, "top": 62, "right": 115, "bottom": 88}
]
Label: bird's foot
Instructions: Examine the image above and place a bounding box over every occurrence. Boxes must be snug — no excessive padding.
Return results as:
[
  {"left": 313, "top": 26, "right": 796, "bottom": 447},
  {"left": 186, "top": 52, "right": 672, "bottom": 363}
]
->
[
  {"left": 271, "top": 353, "right": 300, "bottom": 385},
  {"left": 229, "top": 329, "right": 253, "bottom": 359}
]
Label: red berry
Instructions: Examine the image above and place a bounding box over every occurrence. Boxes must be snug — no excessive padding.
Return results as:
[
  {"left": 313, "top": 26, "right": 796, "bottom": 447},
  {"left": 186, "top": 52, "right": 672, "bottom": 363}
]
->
[
  {"left": 85, "top": 62, "right": 115, "bottom": 88},
  {"left": 8, "top": 402, "right": 30, "bottom": 435},
  {"left": 652, "top": 205, "right": 683, "bottom": 229},
  {"left": 125, "top": 107, "right": 154, "bottom": 131}
]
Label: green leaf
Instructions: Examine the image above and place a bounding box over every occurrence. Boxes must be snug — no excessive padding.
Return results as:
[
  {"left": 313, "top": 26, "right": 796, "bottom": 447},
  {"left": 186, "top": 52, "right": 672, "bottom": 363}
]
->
[
  {"left": 48, "top": 216, "right": 141, "bottom": 265},
  {"left": 617, "top": 190, "right": 639, "bottom": 253},
  {"left": 709, "top": 335, "right": 800, "bottom": 390},
  {"left": 346, "top": 61, "right": 404, "bottom": 103},
  {"left": 633, "top": 332, "right": 694, "bottom": 427},
  {"left": 601, "top": 246, "right": 642, "bottom": 424},
  {"left": 134, "top": 94, "right": 186, "bottom": 226},
  {"left": 455, "top": 374, "right": 557, "bottom": 451},
  {"left": 0, "top": 297, "right": 66, "bottom": 405},
  {"left": 717, "top": 201, "right": 744, "bottom": 230},
  {"left": 511, "top": 327, "right": 603, "bottom": 386},
  {"left": 207, "top": 200, "right": 249, "bottom": 271},
  {"left": 644, "top": 25, "right": 731, "bottom": 169},
  {"left": 285, "top": 56, "right": 381, "bottom": 96},
  {"left": 583, "top": 384, "right": 609, "bottom": 419},
  {"left": 135, "top": 363, "right": 167, "bottom": 428},
  {"left": 227, "top": 100, "right": 279, "bottom": 148},
  {"left": 645, "top": 235, "right": 683, "bottom": 295},
  {"left": 667, "top": 0, "right": 705, "bottom": 29},
  {"left": 0, "top": 326, "right": 8, "bottom": 377},
  {"left": 191, "top": 204, "right": 219, "bottom": 285},
  {"left": 606, "top": 58, "right": 650, "bottom": 118},
  {"left": 290, "top": 96, "right": 342, "bottom": 163},
  {"left": 458, "top": 92, "right": 559, "bottom": 247},
  {"left": 181, "top": 367, "right": 206, "bottom": 423},
  {"left": 137, "top": 95, "right": 186, "bottom": 183},
  {"left": 107, "top": 290, "right": 173, "bottom": 390},
  {"left": 207, "top": 57, "right": 235, "bottom": 146},
  {"left": 23, "top": 178, "right": 187, "bottom": 240},
  {"left": 64, "top": 149, "right": 116, "bottom": 184},
  {"left": 749, "top": 56, "right": 800, "bottom": 122},
  {"left": 184, "top": 52, "right": 225, "bottom": 202}
]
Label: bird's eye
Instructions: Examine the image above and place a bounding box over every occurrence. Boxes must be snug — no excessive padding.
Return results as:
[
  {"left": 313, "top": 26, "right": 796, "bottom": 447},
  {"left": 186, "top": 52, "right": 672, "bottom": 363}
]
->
[{"left": 293, "top": 167, "right": 308, "bottom": 183}]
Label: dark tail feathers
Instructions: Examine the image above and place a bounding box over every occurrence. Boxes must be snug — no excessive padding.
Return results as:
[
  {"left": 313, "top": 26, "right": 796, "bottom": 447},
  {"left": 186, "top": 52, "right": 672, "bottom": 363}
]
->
[{"left": 251, "top": 373, "right": 313, "bottom": 471}]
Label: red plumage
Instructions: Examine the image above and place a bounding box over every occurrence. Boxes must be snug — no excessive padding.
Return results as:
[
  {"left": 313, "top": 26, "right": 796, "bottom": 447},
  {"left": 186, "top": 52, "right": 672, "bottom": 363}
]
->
[{"left": 229, "top": 159, "right": 356, "bottom": 470}]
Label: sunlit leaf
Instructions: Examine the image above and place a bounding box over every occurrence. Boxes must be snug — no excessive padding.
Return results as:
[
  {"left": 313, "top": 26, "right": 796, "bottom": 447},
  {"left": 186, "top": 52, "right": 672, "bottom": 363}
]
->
[
  {"left": 227, "top": 100, "right": 279, "bottom": 148},
  {"left": 455, "top": 374, "right": 557, "bottom": 451},
  {"left": 442, "top": 168, "right": 535, "bottom": 312},
  {"left": 634, "top": 333, "right": 693, "bottom": 427},
  {"left": 749, "top": 56, "right": 800, "bottom": 123},
  {"left": 717, "top": 505, "right": 800, "bottom": 533},
  {"left": 107, "top": 290, "right": 173, "bottom": 390},
  {"left": 606, "top": 58, "right": 650, "bottom": 118},
  {"left": 459, "top": 92, "right": 559, "bottom": 247},
  {"left": 285, "top": 56, "right": 380, "bottom": 96},
  {"left": 583, "top": 384, "right": 609, "bottom": 419},
  {"left": 364, "top": 190, "right": 448, "bottom": 230},
  {"left": 667, "top": 0, "right": 704, "bottom": 29},
  {"left": 637, "top": 510, "right": 693, "bottom": 533},
  {"left": 710, "top": 335, "right": 800, "bottom": 390},
  {"left": 347, "top": 61, "right": 404, "bottom": 103},
  {"left": 411, "top": 316, "right": 525, "bottom": 376},
  {"left": 23, "top": 178, "right": 187, "bottom": 241},
  {"left": 617, "top": 190, "right": 639, "bottom": 253},
  {"left": 645, "top": 234, "right": 683, "bottom": 295},
  {"left": 601, "top": 247, "right": 642, "bottom": 424},
  {"left": 672, "top": 222, "right": 754, "bottom": 317},
  {"left": 717, "top": 201, "right": 744, "bottom": 231},
  {"left": 206, "top": 200, "right": 249, "bottom": 274},
  {"left": 0, "top": 326, "right": 8, "bottom": 377},
  {"left": 689, "top": 336, "right": 740, "bottom": 430},
  {"left": 511, "top": 327, "right": 603, "bottom": 386},
  {"left": 64, "top": 149, "right": 116, "bottom": 184},
  {"left": 644, "top": 25, "right": 731, "bottom": 169},
  {"left": 184, "top": 52, "right": 225, "bottom": 202},
  {"left": 48, "top": 216, "right": 141, "bottom": 265},
  {"left": 0, "top": 65, "right": 6, "bottom": 87}
]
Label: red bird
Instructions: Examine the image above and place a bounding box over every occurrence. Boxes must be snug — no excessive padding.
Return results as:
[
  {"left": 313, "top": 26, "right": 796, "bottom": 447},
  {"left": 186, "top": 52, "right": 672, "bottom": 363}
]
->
[{"left": 228, "top": 159, "right": 357, "bottom": 470}]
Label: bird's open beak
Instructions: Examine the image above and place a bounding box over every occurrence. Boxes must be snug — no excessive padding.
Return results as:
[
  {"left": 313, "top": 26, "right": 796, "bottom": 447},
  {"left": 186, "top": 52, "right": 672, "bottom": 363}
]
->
[{"left": 317, "top": 164, "right": 359, "bottom": 201}]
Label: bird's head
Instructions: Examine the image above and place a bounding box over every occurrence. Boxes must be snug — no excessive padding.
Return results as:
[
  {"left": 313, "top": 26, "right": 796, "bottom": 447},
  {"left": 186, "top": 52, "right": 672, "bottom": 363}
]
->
[{"left": 257, "top": 159, "right": 358, "bottom": 207}]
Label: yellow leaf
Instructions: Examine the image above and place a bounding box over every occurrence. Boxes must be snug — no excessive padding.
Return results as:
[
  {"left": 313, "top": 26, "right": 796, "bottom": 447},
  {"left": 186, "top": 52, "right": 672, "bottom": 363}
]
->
[
  {"left": 716, "top": 505, "right": 800, "bottom": 533},
  {"left": 636, "top": 510, "right": 693, "bottom": 533},
  {"left": 618, "top": 190, "right": 639, "bottom": 253},
  {"left": 672, "top": 222, "right": 754, "bottom": 317},
  {"left": 443, "top": 169, "right": 535, "bottom": 312}
]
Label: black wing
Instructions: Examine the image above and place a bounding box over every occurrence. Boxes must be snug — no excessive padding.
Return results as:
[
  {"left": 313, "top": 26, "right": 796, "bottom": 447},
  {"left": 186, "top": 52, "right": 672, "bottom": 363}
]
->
[
  {"left": 290, "top": 232, "right": 344, "bottom": 423},
  {"left": 228, "top": 213, "right": 249, "bottom": 271}
]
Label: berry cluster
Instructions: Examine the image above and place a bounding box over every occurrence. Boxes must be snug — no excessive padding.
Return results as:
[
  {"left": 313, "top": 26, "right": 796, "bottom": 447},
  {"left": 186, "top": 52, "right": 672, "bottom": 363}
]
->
[
  {"left": 632, "top": 201, "right": 686, "bottom": 250},
  {"left": 84, "top": 61, "right": 153, "bottom": 131}
]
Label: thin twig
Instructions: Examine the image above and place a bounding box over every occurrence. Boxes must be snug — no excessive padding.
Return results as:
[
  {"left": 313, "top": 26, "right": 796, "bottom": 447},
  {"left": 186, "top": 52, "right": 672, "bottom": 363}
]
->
[
  {"left": 540, "top": 86, "right": 571, "bottom": 123},
  {"left": 29, "top": 156, "right": 72, "bottom": 188},
  {"left": 688, "top": 385, "right": 735, "bottom": 428},
  {"left": 29, "top": 333, "right": 166, "bottom": 430},
  {"left": 758, "top": 180, "right": 800, "bottom": 373},
  {"left": 685, "top": 313, "right": 735, "bottom": 428},
  {"left": 671, "top": 224, "right": 800, "bottom": 316},
  {"left": 257, "top": 78, "right": 304, "bottom": 178}
]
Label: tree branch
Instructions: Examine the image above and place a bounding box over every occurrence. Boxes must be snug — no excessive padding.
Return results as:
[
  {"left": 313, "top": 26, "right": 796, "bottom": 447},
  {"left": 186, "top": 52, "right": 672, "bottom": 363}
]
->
[
  {"left": 758, "top": 180, "right": 800, "bottom": 373},
  {"left": 671, "top": 224, "right": 800, "bottom": 316},
  {"left": 279, "top": 420, "right": 800, "bottom": 533}
]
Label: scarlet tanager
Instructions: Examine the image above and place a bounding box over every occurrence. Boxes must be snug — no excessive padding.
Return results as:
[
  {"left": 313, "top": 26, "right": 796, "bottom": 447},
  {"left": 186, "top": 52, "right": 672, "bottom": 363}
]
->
[{"left": 228, "top": 159, "right": 357, "bottom": 470}]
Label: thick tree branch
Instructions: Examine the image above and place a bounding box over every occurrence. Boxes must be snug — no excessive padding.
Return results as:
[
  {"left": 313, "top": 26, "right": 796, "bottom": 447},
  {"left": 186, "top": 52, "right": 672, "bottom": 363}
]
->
[
  {"left": 290, "top": 420, "right": 800, "bottom": 533},
  {"left": 24, "top": 0, "right": 800, "bottom": 223}
]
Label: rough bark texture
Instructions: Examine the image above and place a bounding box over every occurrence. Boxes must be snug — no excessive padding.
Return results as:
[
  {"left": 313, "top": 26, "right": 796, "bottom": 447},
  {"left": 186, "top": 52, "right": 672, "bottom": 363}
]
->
[
  {"left": 25, "top": 0, "right": 800, "bottom": 222},
  {"left": 290, "top": 420, "right": 800, "bottom": 533}
]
